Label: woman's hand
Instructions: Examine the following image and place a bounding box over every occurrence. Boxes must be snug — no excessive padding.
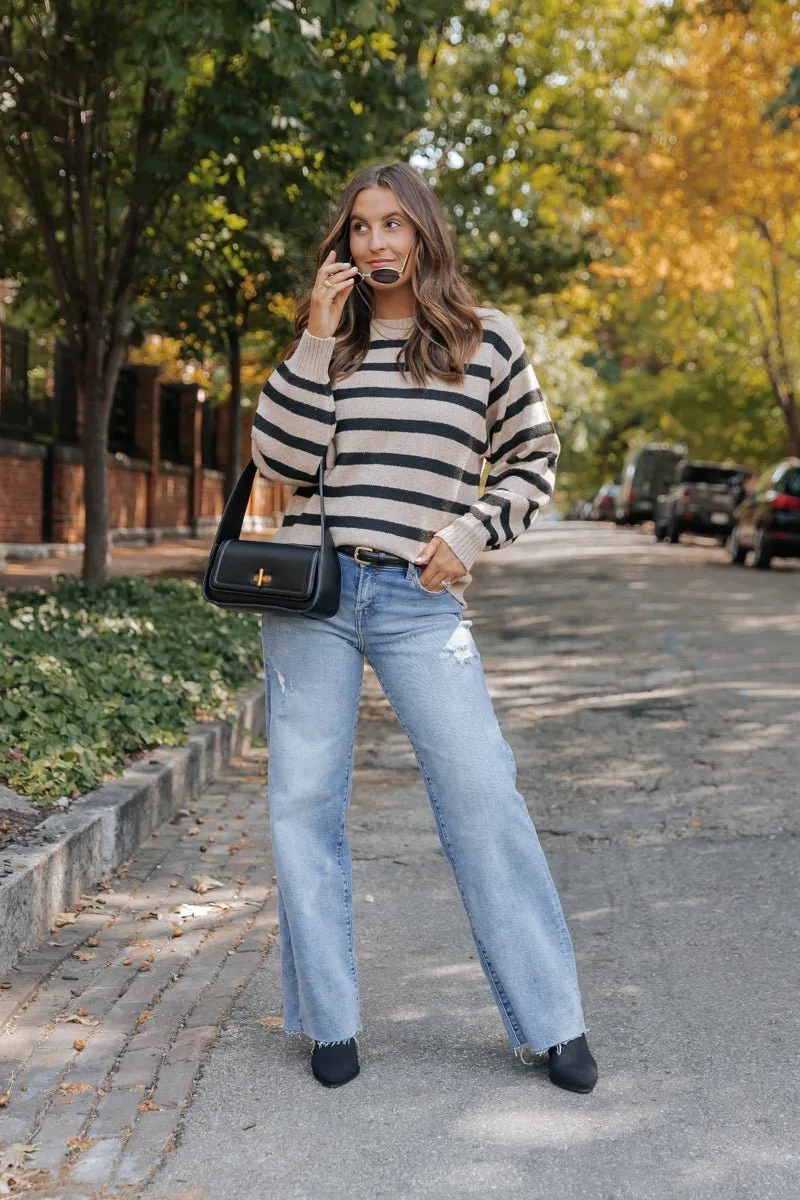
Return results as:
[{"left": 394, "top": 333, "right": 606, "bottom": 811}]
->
[
  {"left": 307, "top": 249, "right": 359, "bottom": 339},
  {"left": 414, "top": 537, "right": 467, "bottom": 592}
]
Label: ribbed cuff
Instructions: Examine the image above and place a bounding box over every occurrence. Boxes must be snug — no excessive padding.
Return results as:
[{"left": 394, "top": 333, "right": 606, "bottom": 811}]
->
[
  {"left": 436, "top": 513, "right": 490, "bottom": 572},
  {"left": 286, "top": 328, "right": 336, "bottom": 382}
]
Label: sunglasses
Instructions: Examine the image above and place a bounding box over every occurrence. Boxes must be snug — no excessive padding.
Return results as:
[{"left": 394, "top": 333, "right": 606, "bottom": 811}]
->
[{"left": 351, "top": 238, "right": 416, "bottom": 285}]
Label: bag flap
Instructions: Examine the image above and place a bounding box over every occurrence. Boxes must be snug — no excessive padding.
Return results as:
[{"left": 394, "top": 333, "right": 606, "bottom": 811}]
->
[{"left": 211, "top": 539, "right": 317, "bottom": 598}]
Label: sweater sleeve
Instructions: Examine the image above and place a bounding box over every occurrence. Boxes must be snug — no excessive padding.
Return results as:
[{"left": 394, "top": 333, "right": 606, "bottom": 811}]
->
[
  {"left": 436, "top": 313, "right": 561, "bottom": 572},
  {"left": 251, "top": 328, "right": 337, "bottom": 485}
]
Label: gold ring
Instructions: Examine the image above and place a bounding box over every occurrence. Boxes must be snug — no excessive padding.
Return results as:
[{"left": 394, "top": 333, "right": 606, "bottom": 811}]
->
[{"left": 323, "top": 279, "right": 331, "bottom": 289}]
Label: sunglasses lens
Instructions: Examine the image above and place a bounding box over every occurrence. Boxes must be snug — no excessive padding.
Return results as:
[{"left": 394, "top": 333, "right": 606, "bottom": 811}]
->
[{"left": 370, "top": 268, "right": 400, "bottom": 283}]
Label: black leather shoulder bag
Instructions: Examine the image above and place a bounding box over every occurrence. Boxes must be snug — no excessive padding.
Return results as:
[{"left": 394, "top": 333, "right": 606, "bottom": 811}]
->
[{"left": 201, "top": 459, "right": 341, "bottom": 618}]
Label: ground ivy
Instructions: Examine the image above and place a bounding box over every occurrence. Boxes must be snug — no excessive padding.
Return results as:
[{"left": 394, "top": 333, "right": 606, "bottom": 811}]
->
[{"left": 0, "top": 575, "right": 263, "bottom": 803}]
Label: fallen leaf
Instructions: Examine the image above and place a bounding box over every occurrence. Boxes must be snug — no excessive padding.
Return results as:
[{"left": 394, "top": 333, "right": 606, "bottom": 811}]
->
[
  {"left": 52, "top": 912, "right": 78, "bottom": 929},
  {"left": 60, "top": 1082, "right": 94, "bottom": 1095},
  {"left": 0, "top": 1093, "right": 9, "bottom": 1107},
  {"left": 72, "top": 950, "right": 96, "bottom": 962},
  {"left": 122, "top": 957, "right": 133, "bottom": 966},
  {"left": 170, "top": 925, "right": 184, "bottom": 938},
  {"left": 73, "top": 1039, "right": 87, "bottom": 1051},
  {"left": 86, "top": 937, "right": 99, "bottom": 947},
  {"left": 0, "top": 981, "right": 11, "bottom": 990},
  {"left": 259, "top": 1016, "right": 282, "bottom": 1029},
  {"left": 174, "top": 901, "right": 229, "bottom": 919},
  {"left": 137, "top": 1098, "right": 158, "bottom": 1113},
  {"left": 65, "top": 1135, "right": 95, "bottom": 1154},
  {"left": 57, "top": 1014, "right": 99, "bottom": 1027},
  {"left": 190, "top": 874, "right": 223, "bottom": 895},
  {"left": 0, "top": 1143, "right": 36, "bottom": 1170}
]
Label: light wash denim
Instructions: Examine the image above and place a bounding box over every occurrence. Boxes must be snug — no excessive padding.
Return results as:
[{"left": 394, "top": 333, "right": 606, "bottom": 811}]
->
[{"left": 259, "top": 550, "right": 587, "bottom": 1053}]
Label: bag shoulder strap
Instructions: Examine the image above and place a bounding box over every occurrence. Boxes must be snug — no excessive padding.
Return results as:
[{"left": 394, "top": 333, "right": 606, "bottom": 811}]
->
[{"left": 213, "top": 459, "right": 326, "bottom": 547}]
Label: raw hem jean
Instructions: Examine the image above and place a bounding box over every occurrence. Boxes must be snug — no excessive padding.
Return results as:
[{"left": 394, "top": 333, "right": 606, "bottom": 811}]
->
[{"left": 259, "top": 550, "right": 587, "bottom": 1054}]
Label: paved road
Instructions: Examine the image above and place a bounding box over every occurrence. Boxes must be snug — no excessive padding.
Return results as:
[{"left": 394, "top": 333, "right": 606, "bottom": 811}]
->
[{"left": 3, "top": 524, "right": 799, "bottom": 1198}]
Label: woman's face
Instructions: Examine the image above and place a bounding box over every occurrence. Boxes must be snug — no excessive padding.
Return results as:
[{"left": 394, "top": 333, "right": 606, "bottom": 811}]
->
[{"left": 347, "top": 186, "right": 417, "bottom": 291}]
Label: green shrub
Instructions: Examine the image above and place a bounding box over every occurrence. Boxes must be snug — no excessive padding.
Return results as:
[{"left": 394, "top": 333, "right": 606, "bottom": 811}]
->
[{"left": 0, "top": 575, "right": 263, "bottom": 803}]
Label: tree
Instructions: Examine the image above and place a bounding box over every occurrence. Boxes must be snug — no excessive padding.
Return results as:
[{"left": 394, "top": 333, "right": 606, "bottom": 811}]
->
[
  {"left": 590, "top": 2, "right": 800, "bottom": 453},
  {"left": 407, "top": 0, "right": 683, "bottom": 307},
  {"left": 0, "top": 0, "right": 389, "bottom": 579},
  {"left": 140, "top": 11, "right": 430, "bottom": 498}
]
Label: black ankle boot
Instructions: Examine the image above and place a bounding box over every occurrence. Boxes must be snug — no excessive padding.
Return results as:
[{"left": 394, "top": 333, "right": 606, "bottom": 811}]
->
[
  {"left": 310, "top": 1038, "right": 360, "bottom": 1087},
  {"left": 548, "top": 1033, "right": 598, "bottom": 1093}
]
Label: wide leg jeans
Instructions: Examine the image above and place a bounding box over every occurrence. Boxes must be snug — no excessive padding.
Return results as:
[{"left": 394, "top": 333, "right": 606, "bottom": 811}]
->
[{"left": 259, "top": 550, "right": 587, "bottom": 1052}]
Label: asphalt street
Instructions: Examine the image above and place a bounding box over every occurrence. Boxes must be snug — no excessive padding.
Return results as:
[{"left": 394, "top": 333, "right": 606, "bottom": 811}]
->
[{"left": 146, "top": 524, "right": 800, "bottom": 1200}]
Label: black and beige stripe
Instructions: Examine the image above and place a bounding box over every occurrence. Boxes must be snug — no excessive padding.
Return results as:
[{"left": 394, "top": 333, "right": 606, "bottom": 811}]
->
[{"left": 250, "top": 307, "right": 560, "bottom": 606}]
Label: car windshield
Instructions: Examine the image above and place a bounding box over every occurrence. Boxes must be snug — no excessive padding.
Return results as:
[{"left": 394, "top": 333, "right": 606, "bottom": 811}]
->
[
  {"left": 680, "top": 465, "right": 743, "bottom": 485},
  {"left": 783, "top": 468, "right": 800, "bottom": 498}
]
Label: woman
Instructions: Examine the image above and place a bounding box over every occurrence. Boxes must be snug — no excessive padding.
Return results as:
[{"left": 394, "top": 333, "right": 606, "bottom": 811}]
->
[{"left": 251, "top": 161, "right": 598, "bottom": 1094}]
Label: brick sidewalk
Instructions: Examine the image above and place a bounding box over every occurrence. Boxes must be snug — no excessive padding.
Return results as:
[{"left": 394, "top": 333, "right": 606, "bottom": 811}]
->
[{"left": 0, "top": 744, "right": 277, "bottom": 1198}]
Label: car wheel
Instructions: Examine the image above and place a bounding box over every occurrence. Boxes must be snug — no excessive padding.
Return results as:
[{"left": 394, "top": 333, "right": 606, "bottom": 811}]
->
[
  {"left": 667, "top": 519, "right": 682, "bottom": 544},
  {"left": 728, "top": 526, "right": 747, "bottom": 565},
  {"left": 752, "top": 528, "right": 772, "bottom": 569}
]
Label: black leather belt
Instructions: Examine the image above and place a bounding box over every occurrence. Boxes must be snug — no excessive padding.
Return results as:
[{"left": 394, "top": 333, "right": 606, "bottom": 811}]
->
[{"left": 338, "top": 544, "right": 409, "bottom": 567}]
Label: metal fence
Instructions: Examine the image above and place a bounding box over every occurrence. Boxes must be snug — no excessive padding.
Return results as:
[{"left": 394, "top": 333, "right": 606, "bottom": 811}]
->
[
  {"left": 0, "top": 324, "right": 30, "bottom": 438},
  {"left": 159, "top": 381, "right": 192, "bottom": 465},
  {"left": 201, "top": 401, "right": 220, "bottom": 470},
  {"left": 0, "top": 325, "right": 78, "bottom": 446},
  {"left": 106, "top": 365, "right": 139, "bottom": 456}
]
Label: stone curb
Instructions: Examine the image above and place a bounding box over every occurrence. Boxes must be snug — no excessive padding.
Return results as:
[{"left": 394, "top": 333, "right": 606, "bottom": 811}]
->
[{"left": 0, "top": 679, "right": 266, "bottom": 977}]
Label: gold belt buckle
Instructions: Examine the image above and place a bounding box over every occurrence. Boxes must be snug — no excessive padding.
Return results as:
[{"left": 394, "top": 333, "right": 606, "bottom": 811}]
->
[{"left": 353, "top": 545, "right": 374, "bottom": 565}]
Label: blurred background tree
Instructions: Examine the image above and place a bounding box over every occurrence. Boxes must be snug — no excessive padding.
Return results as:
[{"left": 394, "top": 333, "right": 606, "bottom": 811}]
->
[{"left": 2, "top": 0, "right": 798, "bottom": 547}]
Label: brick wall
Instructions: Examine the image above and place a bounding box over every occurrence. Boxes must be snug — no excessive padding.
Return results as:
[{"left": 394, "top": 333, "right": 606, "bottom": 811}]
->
[
  {"left": 0, "top": 441, "right": 44, "bottom": 542},
  {"left": 50, "top": 450, "right": 150, "bottom": 543},
  {"left": 154, "top": 468, "right": 191, "bottom": 529},
  {"left": 1, "top": 371, "right": 291, "bottom": 547},
  {"left": 199, "top": 471, "right": 225, "bottom": 518}
]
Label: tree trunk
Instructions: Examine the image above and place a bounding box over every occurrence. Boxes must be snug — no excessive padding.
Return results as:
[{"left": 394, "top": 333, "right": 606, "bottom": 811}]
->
[
  {"left": 225, "top": 328, "right": 242, "bottom": 501},
  {"left": 782, "top": 391, "right": 800, "bottom": 458},
  {"left": 81, "top": 379, "right": 112, "bottom": 584},
  {"left": 79, "top": 334, "right": 127, "bottom": 583}
]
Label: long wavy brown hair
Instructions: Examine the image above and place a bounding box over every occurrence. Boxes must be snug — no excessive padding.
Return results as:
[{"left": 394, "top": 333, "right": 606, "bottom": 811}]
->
[{"left": 279, "top": 162, "right": 485, "bottom": 388}]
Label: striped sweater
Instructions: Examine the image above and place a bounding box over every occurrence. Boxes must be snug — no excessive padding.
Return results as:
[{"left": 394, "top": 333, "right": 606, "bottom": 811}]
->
[{"left": 250, "top": 306, "right": 561, "bottom": 608}]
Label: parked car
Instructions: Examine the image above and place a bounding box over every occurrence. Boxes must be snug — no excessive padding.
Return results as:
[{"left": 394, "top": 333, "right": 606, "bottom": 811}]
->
[
  {"left": 728, "top": 458, "right": 800, "bottom": 568},
  {"left": 589, "top": 480, "right": 621, "bottom": 522},
  {"left": 564, "top": 498, "right": 589, "bottom": 521},
  {"left": 615, "top": 443, "right": 687, "bottom": 525},
  {"left": 654, "top": 460, "right": 751, "bottom": 543}
]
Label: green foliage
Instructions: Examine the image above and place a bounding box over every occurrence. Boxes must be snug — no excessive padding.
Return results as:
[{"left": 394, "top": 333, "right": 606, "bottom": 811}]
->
[
  {"left": 0, "top": 576, "right": 262, "bottom": 804},
  {"left": 414, "top": 0, "right": 684, "bottom": 305}
]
